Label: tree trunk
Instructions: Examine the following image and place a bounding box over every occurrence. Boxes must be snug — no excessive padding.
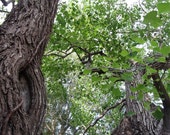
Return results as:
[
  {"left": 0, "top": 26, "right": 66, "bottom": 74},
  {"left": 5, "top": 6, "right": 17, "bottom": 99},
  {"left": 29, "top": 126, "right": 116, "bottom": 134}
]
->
[
  {"left": 112, "top": 64, "right": 162, "bottom": 135},
  {"left": 0, "top": 0, "right": 59, "bottom": 134}
]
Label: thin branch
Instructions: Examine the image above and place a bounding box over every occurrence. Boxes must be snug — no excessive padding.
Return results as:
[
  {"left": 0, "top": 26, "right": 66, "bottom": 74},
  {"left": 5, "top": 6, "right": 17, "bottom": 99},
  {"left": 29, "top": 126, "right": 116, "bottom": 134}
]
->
[
  {"left": 83, "top": 99, "right": 126, "bottom": 135},
  {"left": 45, "top": 123, "right": 52, "bottom": 131},
  {"left": 71, "top": 45, "right": 89, "bottom": 53},
  {"left": 72, "top": 47, "right": 83, "bottom": 63},
  {"left": 56, "top": 34, "right": 107, "bottom": 65},
  {"left": 0, "top": 9, "right": 9, "bottom": 13},
  {"left": 44, "top": 51, "right": 73, "bottom": 58},
  {"left": 139, "top": 0, "right": 147, "bottom": 13}
]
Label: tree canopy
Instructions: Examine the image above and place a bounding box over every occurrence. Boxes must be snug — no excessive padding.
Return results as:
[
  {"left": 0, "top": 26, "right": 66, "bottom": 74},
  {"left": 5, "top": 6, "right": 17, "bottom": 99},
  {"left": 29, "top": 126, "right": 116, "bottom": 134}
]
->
[{"left": 42, "top": 0, "right": 170, "bottom": 134}]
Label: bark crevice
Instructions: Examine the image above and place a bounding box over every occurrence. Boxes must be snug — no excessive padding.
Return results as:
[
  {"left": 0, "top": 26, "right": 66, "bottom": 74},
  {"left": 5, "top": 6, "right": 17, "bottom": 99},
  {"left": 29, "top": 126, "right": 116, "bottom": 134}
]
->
[{"left": 19, "top": 71, "right": 31, "bottom": 112}]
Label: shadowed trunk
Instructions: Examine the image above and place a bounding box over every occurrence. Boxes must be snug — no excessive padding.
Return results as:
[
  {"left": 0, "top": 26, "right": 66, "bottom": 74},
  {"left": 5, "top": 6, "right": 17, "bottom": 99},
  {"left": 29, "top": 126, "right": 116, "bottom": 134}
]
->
[{"left": 0, "top": 0, "right": 59, "bottom": 134}]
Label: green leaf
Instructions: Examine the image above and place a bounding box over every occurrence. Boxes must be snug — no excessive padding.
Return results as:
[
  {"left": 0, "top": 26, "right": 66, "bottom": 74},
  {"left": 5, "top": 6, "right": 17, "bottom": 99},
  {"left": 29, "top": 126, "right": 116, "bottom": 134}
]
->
[
  {"left": 160, "top": 46, "right": 170, "bottom": 56},
  {"left": 120, "top": 50, "right": 129, "bottom": 57},
  {"left": 131, "top": 84, "right": 145, "bottom": 92},
  {"left": 157, "top": 3, "right": 170, "bottom": 13},
  {"left": 112, "top": 88, "right": 121, "bottom": 98},
  {"left": 138, "top": 91, "right": 144, "bottom": 100},
  {"left": 109, "top": 77, "right": 118, "bottom": 82},
  {"left": 152, "top": 108, "right": 163, "bottom": 120},
  {"left": 83, "top": 69, "right": 91, "bottom": 74},
  {"left": 166, "top": 83, "right": 170, "bottom": 92},
  {"left": 92, "top": 76, "right": 101, "bottom": 82},
  {"left": 131, "top": 36, "right": 145, "bottom": 44},
  {"left": 101, "top": 67, "right": 108, "bottom": 72},
  {"left": 146, "top": 66, "right": 157, "bottom": 74},
  {"left": 131, "top": 47, "right": 142, "bottom": 54},
  {"left": 149, "top": 40, "right": 158, "bottom": 49},
  {"left": 157, "top": 57, "right": 166, "bottom": 63},
  {"left": 121, "top": 72, "right": 133, "bottom": 81},
  {"left": 143, "top": 11, "right": 162, "bottom": 28}
]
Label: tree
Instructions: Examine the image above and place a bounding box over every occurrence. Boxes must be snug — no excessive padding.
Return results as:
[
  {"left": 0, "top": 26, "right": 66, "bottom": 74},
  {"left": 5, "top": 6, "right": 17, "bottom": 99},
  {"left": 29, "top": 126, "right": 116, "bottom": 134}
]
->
[
  {"left": 43, "top": 0, "right": 170, "bottom": 134},
  {"left": 0, "top": 0, "right": 59, "bottom": 134}
]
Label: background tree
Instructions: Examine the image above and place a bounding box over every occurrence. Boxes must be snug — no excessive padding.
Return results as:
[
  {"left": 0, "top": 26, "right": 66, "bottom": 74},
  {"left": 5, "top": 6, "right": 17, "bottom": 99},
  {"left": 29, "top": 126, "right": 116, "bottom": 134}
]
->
[
  {"left": 0, "top": 0, "right": 59, "bottom": 134},
  {"left": 43, "top": 0, "right": 170, "bottom": 134}
]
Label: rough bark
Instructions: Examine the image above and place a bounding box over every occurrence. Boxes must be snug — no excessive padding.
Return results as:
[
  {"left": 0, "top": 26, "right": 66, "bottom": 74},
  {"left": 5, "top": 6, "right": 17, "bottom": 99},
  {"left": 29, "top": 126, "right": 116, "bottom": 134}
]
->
[
  {"left": 112, "top": 64, "right": 162, "bottom": 135},
  {"left": 0, "top": 0, "right": 59, "bottom": 134}
]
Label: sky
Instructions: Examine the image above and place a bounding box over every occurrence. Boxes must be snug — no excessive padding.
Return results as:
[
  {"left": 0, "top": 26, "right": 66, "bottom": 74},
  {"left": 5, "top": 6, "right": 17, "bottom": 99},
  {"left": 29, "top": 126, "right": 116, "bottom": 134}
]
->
[
  {"left": 61, "top": 0, "right": 140, "bottom": 5},
  {"left": 125, "top": 0, "right": 139, "bottom": 5},
  {"left": 0, "top": 0, "right": 140, "bottom": 11},
  {"left": 0, "top": 0, "right": 140, "bottom": 23}
]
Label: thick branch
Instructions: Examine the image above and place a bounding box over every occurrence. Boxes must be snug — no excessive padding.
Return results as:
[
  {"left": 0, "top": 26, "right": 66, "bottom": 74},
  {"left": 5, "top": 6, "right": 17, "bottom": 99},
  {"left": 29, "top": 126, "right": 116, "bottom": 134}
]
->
[
  {"left": 81, "top": 50, "right": 107, "bottom": 64},
  {"left": 150, "top": 61, "right": 170, "bottom": 70},
  {"left": 151, "top": 72, "right": 170, "bottom": 107}
]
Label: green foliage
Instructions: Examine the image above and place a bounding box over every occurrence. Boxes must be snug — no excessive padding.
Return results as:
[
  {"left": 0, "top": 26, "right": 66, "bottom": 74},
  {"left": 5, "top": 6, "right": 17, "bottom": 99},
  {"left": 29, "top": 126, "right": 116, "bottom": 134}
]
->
[
  {"left": 144, "top": 11, "right": 162, "bottom": 28},
  {"left": 152, "top": 108, "right": 163, "bottom": 120},
  {"left": 42, "top": 0, "right": 170, "bottom": 134},
  {"left": 157, "top": 2, "right": 170, "bottom": 13}
]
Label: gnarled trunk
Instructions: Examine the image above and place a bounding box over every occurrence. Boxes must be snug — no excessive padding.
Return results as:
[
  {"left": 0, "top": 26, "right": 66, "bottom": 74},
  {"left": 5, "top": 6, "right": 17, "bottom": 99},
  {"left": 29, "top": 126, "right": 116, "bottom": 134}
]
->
[{"left": 0, "top": 0, "right": 59, "bottom": 134}]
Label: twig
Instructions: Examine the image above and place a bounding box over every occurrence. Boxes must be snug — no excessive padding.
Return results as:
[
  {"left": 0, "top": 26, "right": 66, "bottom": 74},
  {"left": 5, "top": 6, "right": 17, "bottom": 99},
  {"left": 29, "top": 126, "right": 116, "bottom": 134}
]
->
[
  {"left": 0, "top": 9, "right": 9, "bottom": 13},
  {"left": 45, "top": 123, "right": 52, "bottom": 131},
  {"left": 83, "top": 99, "right": 126, "bottom": 135},
  {"left": 139, "top": 0, "right": 147, "bottom": 13}
]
